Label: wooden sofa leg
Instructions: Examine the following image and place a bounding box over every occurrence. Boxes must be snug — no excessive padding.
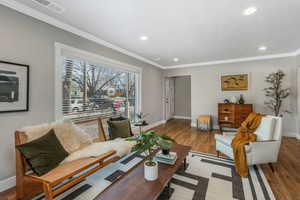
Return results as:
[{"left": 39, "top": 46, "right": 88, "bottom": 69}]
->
[
  {"left": 43, "top": 183, "right": 53, "bottom": 200},
  {"left": 269, "top": 163, "right": 275, "bottom": 173},
  {"left": 217, "top": 151, "right": 220, "bottom": 157}
]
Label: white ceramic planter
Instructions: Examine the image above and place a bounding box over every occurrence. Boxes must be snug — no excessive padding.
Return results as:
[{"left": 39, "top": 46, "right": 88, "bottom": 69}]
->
[{"left": 144, "top": 161, "right": 158, "bottom": 181}]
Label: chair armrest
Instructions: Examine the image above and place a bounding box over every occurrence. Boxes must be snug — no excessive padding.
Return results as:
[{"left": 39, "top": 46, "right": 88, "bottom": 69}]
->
[{"left": 247, "top": 140, "right": 281, "bottom": 164}]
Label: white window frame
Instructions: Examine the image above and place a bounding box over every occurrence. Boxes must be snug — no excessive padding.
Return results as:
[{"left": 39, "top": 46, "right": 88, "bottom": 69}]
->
[{"left": 54, "top": 42, "right": 142, "bottom": 120}]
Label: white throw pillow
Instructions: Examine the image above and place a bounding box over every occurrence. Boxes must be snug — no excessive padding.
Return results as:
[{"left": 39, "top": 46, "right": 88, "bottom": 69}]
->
[
  {"left": 254, "top": 116, "right": 275, "bottom": 141},
  {"left": 21, "top": 121, "right": 92, "bottom": 153}
]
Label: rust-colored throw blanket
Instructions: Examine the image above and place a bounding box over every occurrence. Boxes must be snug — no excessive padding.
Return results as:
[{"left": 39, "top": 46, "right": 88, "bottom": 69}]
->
[{"left": 231, "top": 112, "right": 265, "bottom": 177}]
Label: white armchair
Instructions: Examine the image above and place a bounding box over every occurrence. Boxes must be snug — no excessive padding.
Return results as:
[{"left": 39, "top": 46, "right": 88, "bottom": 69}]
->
[{"left": 215, "top": 115, "right": 282, "bottom": 170}]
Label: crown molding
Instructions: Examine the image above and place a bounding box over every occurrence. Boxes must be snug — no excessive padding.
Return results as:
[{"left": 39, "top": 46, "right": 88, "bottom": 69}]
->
[
  {"left": 0, "top": 0, "right": 163, "bottom": 69},
  {"left": 164, "top": 51, "right": 299, "bottom": 69},
  {"left": 1, "top": 0, "right": 299, "bottom": 70}
]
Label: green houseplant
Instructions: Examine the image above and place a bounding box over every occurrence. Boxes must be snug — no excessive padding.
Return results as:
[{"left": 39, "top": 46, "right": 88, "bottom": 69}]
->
[
  {"left": 126, "top": 130, "right": 176, "bottom": 181},
  {"left": 264, "top": 70, "right": 291, "bottom": 116}
]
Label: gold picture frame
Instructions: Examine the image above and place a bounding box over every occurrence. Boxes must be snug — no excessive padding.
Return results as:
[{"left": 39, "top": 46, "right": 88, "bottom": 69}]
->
[{"left": 221, "top": 74, "right": 248, "bottom": 91}]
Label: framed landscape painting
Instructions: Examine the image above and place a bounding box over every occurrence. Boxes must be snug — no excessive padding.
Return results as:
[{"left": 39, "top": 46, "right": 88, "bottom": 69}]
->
[
  {"left": 221, "top": 74, "right": 248, "bottom": 91},
  {"left": 0, "top": 61, "right": 29, "bottom": 113}
]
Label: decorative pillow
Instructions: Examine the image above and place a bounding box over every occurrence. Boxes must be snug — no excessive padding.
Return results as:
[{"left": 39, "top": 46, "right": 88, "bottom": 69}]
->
[
  {"left": 110, "top": 116, "right": 127, "bottom": 121},
  {"left": 20, "top": 121, "right": 92, "bottom": 153},
  {"left": 16, "top": 129, "right": 69, "bottom": 176},
  {"left": 255, "top": 116, "right": 275, "bottom": 141},
  {"left": 109, "top": 117, "right": 133, "bottom": 136},
  {"left": 107, "top": 119, "right": 132, "bottom": 140}
]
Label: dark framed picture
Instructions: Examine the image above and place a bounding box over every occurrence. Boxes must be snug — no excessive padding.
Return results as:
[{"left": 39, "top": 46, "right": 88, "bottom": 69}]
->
[{"left": 0, "top": 61, "right": 29, "bottom": 113}]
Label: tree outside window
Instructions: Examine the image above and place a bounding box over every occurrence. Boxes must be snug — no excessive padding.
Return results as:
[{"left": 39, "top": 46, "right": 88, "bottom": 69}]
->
[{"left": 62, "top": 58, "right": 138, "bottom": 122}]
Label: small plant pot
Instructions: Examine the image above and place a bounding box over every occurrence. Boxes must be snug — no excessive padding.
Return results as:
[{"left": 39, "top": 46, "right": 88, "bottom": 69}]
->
[
  {"left": 162, "top": 148, "right": 170, "bottom": 155},
  {"left": 144, "top": 161, "right": 158, "bottom": 181}
]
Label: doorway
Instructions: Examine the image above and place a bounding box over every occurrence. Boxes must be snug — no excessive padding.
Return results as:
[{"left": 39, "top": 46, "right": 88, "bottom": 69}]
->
[
  {"left": 165, "top": 78, "right": 175, "bottom": 120},
  {"left": 164, "top": 76, "right": 191, "bottom": 121}
]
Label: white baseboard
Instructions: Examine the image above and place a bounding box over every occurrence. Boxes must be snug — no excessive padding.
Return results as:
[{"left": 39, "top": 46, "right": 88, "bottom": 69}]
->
[
  {"left": 145, "top": 120, "right": 166, "bottom": 130},
  {"left": 0, "top": 176, "right": 16, "bottom": 192},
  {"left": 173, "top": 116, "right": 191, "bottom": 120},
  {"left": 132, "top": 120, "right": 166, "bottom": 134},
  {"left": 283, "top": 131, "right": 298, "bottom": 138}
]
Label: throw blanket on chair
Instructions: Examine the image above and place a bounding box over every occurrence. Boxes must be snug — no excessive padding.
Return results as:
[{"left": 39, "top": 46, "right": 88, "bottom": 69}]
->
[{"left": 231, "top": 112, "right": 265, "bottom": 177}]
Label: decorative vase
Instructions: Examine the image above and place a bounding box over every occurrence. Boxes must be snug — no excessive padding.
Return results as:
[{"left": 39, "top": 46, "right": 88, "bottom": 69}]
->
[
  {"left": 239, "top": 94, "right": 245, "bottom": 104},
  {"left": 144, "top": 161, "right": 158, "bottom": 181},
  {"left": 230, "top": 96, "right": 237, "bottom": 104}
]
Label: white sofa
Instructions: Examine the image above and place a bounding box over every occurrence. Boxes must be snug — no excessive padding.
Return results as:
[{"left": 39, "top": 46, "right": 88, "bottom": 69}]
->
[{"left": 215, "top": 115, "right": 282, "bottom": 168}]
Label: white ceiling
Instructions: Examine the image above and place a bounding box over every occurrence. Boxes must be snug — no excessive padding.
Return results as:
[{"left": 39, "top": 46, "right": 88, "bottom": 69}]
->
[{"left": 6, "top": 0, "right": 300, "bottom": 67}]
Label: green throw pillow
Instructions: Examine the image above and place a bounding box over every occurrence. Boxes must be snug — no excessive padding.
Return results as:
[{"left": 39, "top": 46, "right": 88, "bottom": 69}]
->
[
  {"left": 107, "top": 119, "right": 131, "bottom": 140},
  {"left": 16, "top": 129, "right": 69, "bottom": 176}
]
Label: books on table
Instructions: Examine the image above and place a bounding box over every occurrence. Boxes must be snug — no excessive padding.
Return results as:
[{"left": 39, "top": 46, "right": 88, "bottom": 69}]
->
[{"left": 155, "top": 151, "right": 177, "bottom": 165}]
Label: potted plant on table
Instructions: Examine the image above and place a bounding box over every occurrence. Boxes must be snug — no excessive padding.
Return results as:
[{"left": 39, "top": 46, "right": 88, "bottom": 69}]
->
[{"left": 126, "top": 130, "right": 176, "bottom": 181}]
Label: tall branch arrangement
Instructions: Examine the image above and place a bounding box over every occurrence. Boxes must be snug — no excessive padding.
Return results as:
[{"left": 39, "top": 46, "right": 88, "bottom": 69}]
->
[{"left": 264, "top": 70, "right": 290, "bottom": 116}]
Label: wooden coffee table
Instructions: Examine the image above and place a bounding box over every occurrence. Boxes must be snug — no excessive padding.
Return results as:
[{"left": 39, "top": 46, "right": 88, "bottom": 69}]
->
[{"left": 94, "top": 144, "right": 191, "bottom": 200}]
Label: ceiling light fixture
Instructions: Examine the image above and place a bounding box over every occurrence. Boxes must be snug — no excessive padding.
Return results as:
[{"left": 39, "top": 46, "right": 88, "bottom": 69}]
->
[
  {"left": 243, "top": 7, "right": 257, "bottom": 16},
  {"left": 173, "top": 58, "right": 179, "bottom": 62},
  {"left": 139, "top": 36, "right": 148, "bottom": 41},
  {"left": 258, "top": 46, "right": 267, "bottom": 51}
]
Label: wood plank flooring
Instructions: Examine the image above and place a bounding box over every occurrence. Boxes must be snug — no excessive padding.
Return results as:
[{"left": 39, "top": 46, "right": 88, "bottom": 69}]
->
[
  {"left": 151, "top": 119, "right": 300, "bottom": 200},
  {"left": 1, "top": 119, "right": 299, "bottom": 200}
]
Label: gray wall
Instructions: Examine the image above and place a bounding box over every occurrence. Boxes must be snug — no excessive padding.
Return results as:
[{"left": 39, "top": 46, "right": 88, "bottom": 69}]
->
[
  {"left": 297, "top": 55, "right": 300, "bottom": 137},
  {"left": 164, "top": 57, "right": 298, "bottom": 137},
  {"left": 0, "top": 5, "right": 163, "bottom": 181},
  {"left": 174, "top": 76, "right": 191, "bottom": 117}
]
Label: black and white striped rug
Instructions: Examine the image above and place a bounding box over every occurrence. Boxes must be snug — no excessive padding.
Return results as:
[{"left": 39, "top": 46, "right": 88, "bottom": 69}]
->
[
  {"left": 32, "top": 152, "right": 275, "bottom": 200},
  {"left": 167, "top": 152, "right": 275, "bottom": 200}
]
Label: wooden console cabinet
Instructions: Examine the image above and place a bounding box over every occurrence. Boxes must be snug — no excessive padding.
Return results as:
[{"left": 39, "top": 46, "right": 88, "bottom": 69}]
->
[{"left": 218, "top": 104, "right": 253, "bottom": 131}]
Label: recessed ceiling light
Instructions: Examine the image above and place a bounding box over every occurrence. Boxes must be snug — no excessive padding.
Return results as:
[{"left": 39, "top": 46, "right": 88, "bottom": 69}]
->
[
  {"left": 243, "top": 7, "right": 257, "bottom": 16},
  {"left": 139, "top": 36, "right": 148, "bottom": 41},
  {"left": 173, "top": 58, "right": 179, "bottom": 62},
  {"left": 258, "top": 46, "right": 267, "bottom": 51}
]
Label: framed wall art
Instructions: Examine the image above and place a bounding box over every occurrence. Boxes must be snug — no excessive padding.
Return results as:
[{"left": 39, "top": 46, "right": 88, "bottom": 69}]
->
[
  {"left": 221, "top": 74, "right": 248, "bottom": 91},
  {"left": 0, "top": 61, "right": 29, "bottom": 113}
]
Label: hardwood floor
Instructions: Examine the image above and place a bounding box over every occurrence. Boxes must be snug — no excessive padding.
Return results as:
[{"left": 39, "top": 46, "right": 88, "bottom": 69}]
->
[
  {"left": 151, "top": 119, "right": 300, "bottom": 200},
  {"left": 1, "top": 119, "right": 299, "bottom": 200}
]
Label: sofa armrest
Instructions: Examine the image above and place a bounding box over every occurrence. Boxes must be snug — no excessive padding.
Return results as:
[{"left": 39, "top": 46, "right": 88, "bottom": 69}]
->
[{"left": 247, "top": 140, "right": 281, "bottom": 164}]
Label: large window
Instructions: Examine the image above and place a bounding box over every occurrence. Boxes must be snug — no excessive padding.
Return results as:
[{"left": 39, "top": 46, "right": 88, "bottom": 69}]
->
[{"left": 61, "top": 57, "right": 139, "bottom": 122}]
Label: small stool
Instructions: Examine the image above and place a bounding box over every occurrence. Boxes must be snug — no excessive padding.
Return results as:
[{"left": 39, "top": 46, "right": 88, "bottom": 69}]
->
[{"left": 197, "top": 115, "right": 212, "bottom": 131}]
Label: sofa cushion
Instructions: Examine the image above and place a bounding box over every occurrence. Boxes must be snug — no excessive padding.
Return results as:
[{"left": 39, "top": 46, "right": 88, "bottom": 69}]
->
[
  {"left": 254, "top": 116, "right": 275, "bottom": 141},
  {"left": 109, "top": 117, "right": 133, "bottom": 136},
  {"left": 16, "top": 129, "right": 69, "bottom": 176},
  {"left": 110, "top": 116, "right": 128, "bottom": 121},
  {"left": 215, "top": 134, "right": 234, "bottom": 146},
  {"left": 107, "top": 119, "right": 131, "bottom": 140}
]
